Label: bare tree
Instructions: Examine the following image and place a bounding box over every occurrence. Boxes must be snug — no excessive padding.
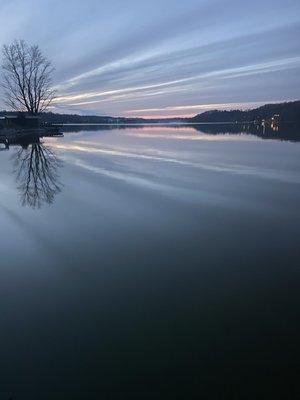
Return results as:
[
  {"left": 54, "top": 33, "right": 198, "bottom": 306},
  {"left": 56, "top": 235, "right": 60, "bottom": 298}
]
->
[{"left": 1, "top": 40, "right": 55, "bottom": 114}]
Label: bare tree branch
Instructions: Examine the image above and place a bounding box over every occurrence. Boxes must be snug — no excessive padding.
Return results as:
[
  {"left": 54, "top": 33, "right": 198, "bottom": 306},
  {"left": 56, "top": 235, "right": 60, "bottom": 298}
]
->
[{"left": 1, "top": 40, "right": 55, "bottom": 114}]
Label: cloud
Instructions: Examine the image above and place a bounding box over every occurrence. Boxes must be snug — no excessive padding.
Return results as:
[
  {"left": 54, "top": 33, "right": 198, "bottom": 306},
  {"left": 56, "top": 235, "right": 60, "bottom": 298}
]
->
[{"left": 0, "top": 0, "right": 299, "bottom": 116}]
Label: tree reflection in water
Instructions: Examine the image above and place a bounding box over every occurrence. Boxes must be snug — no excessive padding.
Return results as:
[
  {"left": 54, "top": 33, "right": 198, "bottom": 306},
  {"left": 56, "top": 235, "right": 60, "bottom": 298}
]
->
[{"left": 12, "top": 136, "right": 62, "bottom": 208}]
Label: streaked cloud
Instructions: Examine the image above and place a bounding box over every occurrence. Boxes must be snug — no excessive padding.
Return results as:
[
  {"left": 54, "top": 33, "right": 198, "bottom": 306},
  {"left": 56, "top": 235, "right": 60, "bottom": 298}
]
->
[{"left": 0, "top": 0, "right": 299, "bottom": 117}]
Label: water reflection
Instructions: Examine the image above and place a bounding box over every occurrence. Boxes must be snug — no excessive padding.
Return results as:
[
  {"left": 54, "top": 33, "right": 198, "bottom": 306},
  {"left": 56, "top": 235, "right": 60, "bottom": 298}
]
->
[
  {"left": 60, "top": 122, "right": 300, "bottom": 142},
  {"left": 1, "top": 122, "right": 299, "bottom": 210},
  {"left": 193, "top": 122, "right": 300, "bottom": 141},
  {"left": 0, "top": 133, "right": 63, "bottom": 208},
  {"left": 13, "top": 140, "right": 62, "bottom": 208}
]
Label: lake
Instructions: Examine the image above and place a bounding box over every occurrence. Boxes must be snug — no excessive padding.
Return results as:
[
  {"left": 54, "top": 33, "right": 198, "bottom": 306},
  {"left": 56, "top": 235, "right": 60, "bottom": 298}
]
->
[{"left": 0, "top": 124, "right": 300, "bottom": 398}]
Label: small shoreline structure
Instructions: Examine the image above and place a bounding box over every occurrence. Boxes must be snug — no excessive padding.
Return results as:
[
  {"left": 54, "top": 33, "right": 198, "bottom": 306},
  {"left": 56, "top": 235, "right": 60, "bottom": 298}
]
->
[{"left": 0, "top": 113, "right": 63, "bottom": 151}]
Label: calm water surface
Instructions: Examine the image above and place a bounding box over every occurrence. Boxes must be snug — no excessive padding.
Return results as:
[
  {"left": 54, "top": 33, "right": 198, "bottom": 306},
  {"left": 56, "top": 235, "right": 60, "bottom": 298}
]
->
[{"left": 0, "top": 126, "right": 300, "bottom": 398}]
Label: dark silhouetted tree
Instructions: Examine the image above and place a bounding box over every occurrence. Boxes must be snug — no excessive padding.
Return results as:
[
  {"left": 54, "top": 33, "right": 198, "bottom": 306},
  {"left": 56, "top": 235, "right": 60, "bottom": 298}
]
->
[{"left": 1, "top": 40, "right": 55, "bottom": 114}]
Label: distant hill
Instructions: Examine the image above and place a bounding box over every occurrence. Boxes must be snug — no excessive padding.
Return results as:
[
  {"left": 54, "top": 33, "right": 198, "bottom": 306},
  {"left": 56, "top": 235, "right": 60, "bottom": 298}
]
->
[
  {"left": 191, "top": 101, "right": 300, "bottom": 123},
  {"left": 1, "top": 100, "right": 299, "bottom": 124}
]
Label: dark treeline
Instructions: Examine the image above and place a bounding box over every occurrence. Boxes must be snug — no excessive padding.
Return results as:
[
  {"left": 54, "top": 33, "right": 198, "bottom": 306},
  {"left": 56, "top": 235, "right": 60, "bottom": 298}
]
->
[
  {"left": 0, "top": 111, "right": 150, "bottom": 125},
  {"left": 1, "top": 100, "right": 299, "bottom": 125},
  {"left": 191, "top": 100, "right": 300, "bottom": 123}
]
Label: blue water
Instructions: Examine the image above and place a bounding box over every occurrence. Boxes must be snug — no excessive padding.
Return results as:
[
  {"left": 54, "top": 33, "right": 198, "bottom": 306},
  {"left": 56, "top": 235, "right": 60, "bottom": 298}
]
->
[{"left": 0, "top": 125, "right": 300, "bottom": 398}]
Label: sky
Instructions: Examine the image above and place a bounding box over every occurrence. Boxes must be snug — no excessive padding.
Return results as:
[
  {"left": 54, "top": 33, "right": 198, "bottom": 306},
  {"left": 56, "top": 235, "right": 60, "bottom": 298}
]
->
[{"left": 0, "top": 0, "right": 300, "bottom": 117}]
